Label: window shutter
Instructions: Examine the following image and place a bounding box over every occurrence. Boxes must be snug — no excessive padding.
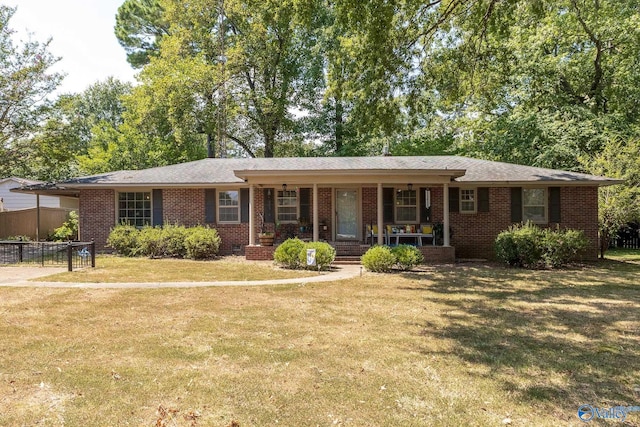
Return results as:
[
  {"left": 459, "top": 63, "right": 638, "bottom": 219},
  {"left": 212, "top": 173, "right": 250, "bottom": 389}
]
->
[
  {"left": 383, "top": 188, "right": 394, "bottom": 222},
  {"left": 152, "top": 189, "right": 163, "bottom": 226},
  {"left": 240, "top": 188, "right": 250, "bottom": 223},
  {"left": 477, "top": 187, "right": 490, "bottom": 213},
  {"left": 449, "top": 187, "right": 459, "bottom": 213},
  {"left": 511, "top": 187, "right": 522, "bottom": 222},
  {"left": 299, "top": 188, "right": 311, "bottom": 223},
  {"left": 549, "top": 187, "right": 561, "bottom": 223},
  {"left": 263, "top": 188, "right": 275, "bottom": 223},
  {"left": 205, "top": 189, "right": 216, "bottom": 223},
  {"left": 419, "top": 187, "right": 431, "bottom": 222}
]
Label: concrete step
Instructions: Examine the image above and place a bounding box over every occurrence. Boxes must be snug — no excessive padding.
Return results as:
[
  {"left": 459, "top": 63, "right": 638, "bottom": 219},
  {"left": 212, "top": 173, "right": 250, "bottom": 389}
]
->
[{"left": 333, "top": 256, "right": 362, "bottom": 265}]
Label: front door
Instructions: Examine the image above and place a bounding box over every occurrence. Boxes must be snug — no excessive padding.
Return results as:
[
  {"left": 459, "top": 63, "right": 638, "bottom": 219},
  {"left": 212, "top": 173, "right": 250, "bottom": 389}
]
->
[{"left": 335, "top": 189, "right": 358, "bottom": 240}]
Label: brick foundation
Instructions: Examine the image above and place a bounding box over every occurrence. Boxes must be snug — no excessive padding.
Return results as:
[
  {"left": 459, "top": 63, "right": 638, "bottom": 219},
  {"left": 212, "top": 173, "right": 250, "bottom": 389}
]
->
[{"left": 245, "top": 244, "right": 276, "bottom": 260}]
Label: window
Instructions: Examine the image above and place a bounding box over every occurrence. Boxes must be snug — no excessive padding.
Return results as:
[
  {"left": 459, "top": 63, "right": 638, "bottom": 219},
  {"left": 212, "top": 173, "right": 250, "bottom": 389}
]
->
[
  {"left": 118, "top": 192, "right": 151, "bottom": 227},
  {"left": 277, "top": 190, "right": 298, "bottom": 222},
  {"left": 218, "top": 190, "right": 240, "bottom": 222},
  {"left": 460, "top": 189, "right": 476, "bottom": 213},
  {"left": 395, "top": 189, "right": 417, "bottom": 222},
  {"left": 523, "top": 188, "right": 547, "bottom": 223}
]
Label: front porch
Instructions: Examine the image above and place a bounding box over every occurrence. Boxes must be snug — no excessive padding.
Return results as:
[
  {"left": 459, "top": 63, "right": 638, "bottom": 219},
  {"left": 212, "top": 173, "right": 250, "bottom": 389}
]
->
[{"left": 245, "top": 241, "right": 456, "bottom": 263}]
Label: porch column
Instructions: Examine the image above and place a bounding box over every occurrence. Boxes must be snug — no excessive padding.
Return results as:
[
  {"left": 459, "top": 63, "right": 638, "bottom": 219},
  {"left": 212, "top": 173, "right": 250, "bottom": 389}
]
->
[
  {"left": 443, "top": 183, "right": 450, "bottom": 247},
  {"left": 377, "top": 183, "right": 384, "bottom": 246},
  {"left": 248, "top": 184, "right": 255, "bottom": 245},
  {"left": 312, "top": 183, "right": 319, "bottom": 242}
]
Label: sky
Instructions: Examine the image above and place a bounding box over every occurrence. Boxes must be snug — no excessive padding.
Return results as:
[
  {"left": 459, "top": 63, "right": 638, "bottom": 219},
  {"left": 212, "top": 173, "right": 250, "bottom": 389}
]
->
[{"left": 9, "top": 0, "right": 138, "bottom": 94}]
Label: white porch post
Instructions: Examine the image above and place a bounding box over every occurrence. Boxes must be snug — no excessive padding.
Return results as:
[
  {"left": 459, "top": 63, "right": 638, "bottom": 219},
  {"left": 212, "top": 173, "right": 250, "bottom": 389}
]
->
[
  {"left": 377, "top": 183, "right": 384, "bottom": 245},
  {"left": 248, "top": 184, "right": 255, "bottom": 245},
  {"left": 443, "top": 183, "right": 450, "bottom": 247},
  {"left": 313, "top": 183, "right": 319, "bottom": 242}
]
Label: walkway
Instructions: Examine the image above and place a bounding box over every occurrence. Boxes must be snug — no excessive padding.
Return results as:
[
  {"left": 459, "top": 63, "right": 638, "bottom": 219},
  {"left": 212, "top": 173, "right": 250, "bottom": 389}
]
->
[{"left": 0, "top": 264, "right": 363, "bottom": 288}]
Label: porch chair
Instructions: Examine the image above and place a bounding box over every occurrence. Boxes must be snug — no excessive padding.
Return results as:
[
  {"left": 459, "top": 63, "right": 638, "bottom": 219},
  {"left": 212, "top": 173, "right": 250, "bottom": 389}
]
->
[
  {"left": 421, "top": 224, "right": 435, "bottom": 246},
  {"left": 366, "top": 224, "right": 387, "bottom": 245}
]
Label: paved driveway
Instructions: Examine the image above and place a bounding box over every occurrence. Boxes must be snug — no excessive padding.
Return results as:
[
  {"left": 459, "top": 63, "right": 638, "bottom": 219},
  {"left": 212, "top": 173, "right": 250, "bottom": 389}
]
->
[{"left": 0, "top": 267, "right": 68, "bottom": 284}]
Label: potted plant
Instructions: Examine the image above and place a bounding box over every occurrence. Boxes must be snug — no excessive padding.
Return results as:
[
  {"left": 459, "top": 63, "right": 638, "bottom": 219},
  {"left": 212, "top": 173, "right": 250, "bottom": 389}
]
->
[
  {"left": 298, "top": 217, "right": 309, "bottom": 233},
  {"left": 258, "top": 213, "right": 274, "bottom": 246}
]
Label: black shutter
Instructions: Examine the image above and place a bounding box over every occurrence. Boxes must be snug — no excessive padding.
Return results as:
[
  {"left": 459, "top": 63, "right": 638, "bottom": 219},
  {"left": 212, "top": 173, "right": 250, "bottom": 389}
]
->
[
  {"left": 299, "top": 188, "right": 311, "bottom": 223},
  {"left": 152, "top": 189, "right": 163, "bottom": 226},
  {"left": 240, "top": 188, "right": 250, "bottom": 223},
  {"left": 263, "top": 188, "right": 275, "bottom": 223},
  {"left": 477, "top": 187, "right": 490, "bottom": 213},
  {"left": 449, "top": 187, "right": 459, "bottom": 213},
  {"left": 420, "top": 187, "right": 431, "bottom": 222},
  {"left": 511, "top": 187, "right": 523, "bottom": 222},
  {"left": 549, "top": 187, "right": 561, "bottom": 223},
  {"left": 383, "top": 188, "right": 394, "bottom": 222},
  {"left": 205, "top": 189, "right": 216, "bottom": 223}
]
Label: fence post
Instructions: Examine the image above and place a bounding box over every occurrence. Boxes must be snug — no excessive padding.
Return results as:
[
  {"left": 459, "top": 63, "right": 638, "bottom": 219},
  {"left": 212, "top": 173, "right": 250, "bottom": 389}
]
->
[
  {"left": 18, "top": 243, "right": 23, "bottom": 263},
  {"left": 67, "top": 242, "right": 73, "bottom": 272},
  {"left": 91, "top": 241, "right": 95, "bottom": 268}
]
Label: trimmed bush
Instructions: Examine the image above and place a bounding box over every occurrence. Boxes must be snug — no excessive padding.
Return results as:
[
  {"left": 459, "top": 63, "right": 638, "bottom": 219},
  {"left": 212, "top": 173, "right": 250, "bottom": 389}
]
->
[
  {"left": 184, "top": 226, "right": 221, "bottom": 260},
  {"left": 51, "top": 211, "right": 78, "bottom": 241},
  {"left": 541, "top": 228, "right": 588, "bottom": 268},
  {"left": 495, "top": 223, "right": 587, "bottom": 268},
  {"left": 298, "top": 241, "right": 336, "bottom": 271},
  {"left": 274, "top": 238, "right": 305, "bottom": 269},
  {"left": 391, "top": 244, "right": 424, "bottom": 271},
  {"left": 107, "top": 224, "right": 140, "bottom": 256},
  {"left": 361, "top": 245, "right": 396, "bottom": 272},
  {"left": 160, "top": 223, "right": 188, "bottom": 258},
  {"left": 137, "top": 226, "right": 165, "bottom": 258}
]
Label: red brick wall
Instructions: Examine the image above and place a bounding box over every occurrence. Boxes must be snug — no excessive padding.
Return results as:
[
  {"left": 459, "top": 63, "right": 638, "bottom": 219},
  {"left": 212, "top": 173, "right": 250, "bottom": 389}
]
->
[
  {"left": 162, "top": 189, "right": 204, "bottom": 226},
  {"left": 79, "top": 189, "right": 115, "bottom": 250}
]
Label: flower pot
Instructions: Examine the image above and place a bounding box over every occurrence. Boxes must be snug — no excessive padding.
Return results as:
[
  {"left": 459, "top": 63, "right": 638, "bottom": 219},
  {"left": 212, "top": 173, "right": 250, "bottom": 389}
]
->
[{"left": 259, "top": 234, "right": 274, "bottom": 246}]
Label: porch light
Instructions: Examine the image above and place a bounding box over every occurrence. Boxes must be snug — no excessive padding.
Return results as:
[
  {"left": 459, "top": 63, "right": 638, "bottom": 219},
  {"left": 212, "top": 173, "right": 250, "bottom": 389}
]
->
[
  {"left": 408, "top": 183, "right": 413, "bottom": 191},
  {"left": 282, "top": 183, "right": 287, "bottom": 191}
]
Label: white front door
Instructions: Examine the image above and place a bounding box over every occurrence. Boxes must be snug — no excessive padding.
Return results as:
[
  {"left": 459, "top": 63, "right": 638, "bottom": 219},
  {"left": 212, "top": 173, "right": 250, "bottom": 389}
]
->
[{"left": 335, "top": 189, "right": 358, "bottom": 240}]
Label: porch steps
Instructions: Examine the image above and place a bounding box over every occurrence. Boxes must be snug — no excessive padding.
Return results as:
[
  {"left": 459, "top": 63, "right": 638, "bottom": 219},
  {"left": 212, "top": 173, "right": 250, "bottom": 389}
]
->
[
  {"left": 333, "top": 255, "right": 362, "bottom": 265},
  {"left": 331, "top": 241, "right": 370, "bottom": 257}
]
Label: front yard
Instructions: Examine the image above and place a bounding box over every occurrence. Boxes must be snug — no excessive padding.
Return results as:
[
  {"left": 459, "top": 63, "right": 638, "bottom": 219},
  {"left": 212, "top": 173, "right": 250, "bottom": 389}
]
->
[{"left": 0, "top": 252, "right": 638, "bottom": 425}]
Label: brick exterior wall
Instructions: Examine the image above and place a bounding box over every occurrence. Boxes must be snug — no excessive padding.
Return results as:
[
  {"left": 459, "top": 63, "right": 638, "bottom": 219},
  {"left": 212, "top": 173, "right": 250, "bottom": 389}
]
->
[
  {"left": 79, "top": 189, "right": 115, "bottom": 250},
  {"left": 81, "top": 184, "right": 599, "bottom": 261}
]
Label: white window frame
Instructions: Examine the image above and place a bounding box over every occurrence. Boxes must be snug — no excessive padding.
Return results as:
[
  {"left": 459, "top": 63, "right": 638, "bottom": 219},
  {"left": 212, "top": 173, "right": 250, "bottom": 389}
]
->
[
  {"left": 523, "top": 188, "right": 548, "bottom": 224},
  {"left": 277, "top": 190, "right": 298, "bottom": 223},
  {"left": 117, "top": 191, "right": 151, "bottom": 227},
  {"left": 217, "top": 189, "right": 240, "bottom": 223},
  {"left": 395, "top": 189, "right": 418, "bottom": 223},
  {"left": 460, "top": 188, "right": 477, "bottom": 213}
]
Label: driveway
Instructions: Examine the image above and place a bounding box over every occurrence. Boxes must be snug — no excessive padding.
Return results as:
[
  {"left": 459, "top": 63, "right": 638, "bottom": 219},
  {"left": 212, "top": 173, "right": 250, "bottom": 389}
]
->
[{"left": 0, "top": 264, "right": 363, "bottom": 288}]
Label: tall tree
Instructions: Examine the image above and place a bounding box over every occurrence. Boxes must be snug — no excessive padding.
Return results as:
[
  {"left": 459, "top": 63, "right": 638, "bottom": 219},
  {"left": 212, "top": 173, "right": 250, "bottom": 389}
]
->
[
  {"left": 115, "top": 0, "right": 169, "bottom": 68},
  {"left": 0, "top": 5, "right": 63, "bottom": 177}
]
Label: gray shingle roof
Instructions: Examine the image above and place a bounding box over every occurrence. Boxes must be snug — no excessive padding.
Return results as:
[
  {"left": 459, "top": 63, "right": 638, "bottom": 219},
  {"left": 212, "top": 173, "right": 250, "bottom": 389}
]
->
[{"left": 20, "top": 156, "right": 622, "bottom": 189}]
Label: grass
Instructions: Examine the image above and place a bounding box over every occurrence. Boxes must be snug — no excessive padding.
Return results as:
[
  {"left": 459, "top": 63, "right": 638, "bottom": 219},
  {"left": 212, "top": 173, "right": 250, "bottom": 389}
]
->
[
  {"left": 0, "top": 254, "right": 639, "bottom": 425},
  {"left": 37, "top": 255, "right": 314, "bottom": 282}
]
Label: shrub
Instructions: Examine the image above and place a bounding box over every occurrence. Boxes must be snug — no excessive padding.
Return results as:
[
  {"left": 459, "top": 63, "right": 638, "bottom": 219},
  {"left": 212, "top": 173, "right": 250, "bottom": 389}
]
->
[
  {"left": 391, "top": 244, "right": 424, "bottom": 271},
  {"left": 160, "top": 223, "right": 188, "bottom": 258},
  {"left": 184, "top": 226, "right": 221, "bottom": 260},
  {"left": 495, "top": 223, "right": 588, "bottom": 268},
  {"left": 137, "top": 226, "right": 165, "bottom": 258},
  {"left": 107, "top": 224, "right": 140, "bottom": 256},
  {"left": 51, "top": 211, "right": 78, "bottom": 241},
  {"left": 274, "top": 238, "right": 305, "bottom": 269},
  {"left": 298, "top": 241, "right": 336, "bottom": 271},
  {"left": 361, "top": 245, "right": 396, "bottom": 272},
  {"left": 541, "top": 228, "right": 588, "bottom": 268}
]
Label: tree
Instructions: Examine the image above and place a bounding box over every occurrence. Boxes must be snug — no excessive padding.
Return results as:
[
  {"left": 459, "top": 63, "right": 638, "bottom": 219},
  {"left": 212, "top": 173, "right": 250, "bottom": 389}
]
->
[
  {"left": 0, "top": 5, "right": 63, "bottom": 177},
  {"left": 585, "top": 134, "right": 640, "bottom": 258},
  {"left": 115, "top": 0, "right": 169, "bottom": 68}
]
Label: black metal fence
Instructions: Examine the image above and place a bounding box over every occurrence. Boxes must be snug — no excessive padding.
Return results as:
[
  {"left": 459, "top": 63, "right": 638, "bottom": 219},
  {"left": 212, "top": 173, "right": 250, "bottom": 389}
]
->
[{"left": 0, "top": 241, "right": 95, "bottom": 271}]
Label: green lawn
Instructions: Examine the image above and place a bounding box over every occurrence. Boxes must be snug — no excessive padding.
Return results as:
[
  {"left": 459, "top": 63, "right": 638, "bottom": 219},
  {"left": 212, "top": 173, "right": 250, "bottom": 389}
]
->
[{"left": 0, "top": 254, "right": 638, "bottom": 425}]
